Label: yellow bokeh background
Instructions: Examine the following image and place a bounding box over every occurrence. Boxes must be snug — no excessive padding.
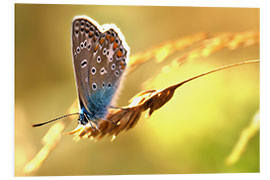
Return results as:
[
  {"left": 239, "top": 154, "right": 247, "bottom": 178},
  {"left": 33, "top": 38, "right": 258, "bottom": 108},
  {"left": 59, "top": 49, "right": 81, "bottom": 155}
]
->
[{"left": 15, "top": 4, "right": 259, "bottom": 176}]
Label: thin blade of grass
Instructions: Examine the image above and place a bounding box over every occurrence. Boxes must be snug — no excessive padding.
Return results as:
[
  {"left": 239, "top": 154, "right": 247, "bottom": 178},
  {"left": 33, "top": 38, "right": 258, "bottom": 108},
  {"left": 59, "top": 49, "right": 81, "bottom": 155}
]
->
[{"left": 225, "top": 110, "right": 260, "bottom": 166}]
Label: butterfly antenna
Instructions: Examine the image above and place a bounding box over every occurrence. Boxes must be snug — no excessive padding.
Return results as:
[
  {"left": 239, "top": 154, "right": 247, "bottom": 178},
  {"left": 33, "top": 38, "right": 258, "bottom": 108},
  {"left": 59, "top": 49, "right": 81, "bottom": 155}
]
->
[{"left": 32, "top": 113, "right": 80, "bottom": 127}]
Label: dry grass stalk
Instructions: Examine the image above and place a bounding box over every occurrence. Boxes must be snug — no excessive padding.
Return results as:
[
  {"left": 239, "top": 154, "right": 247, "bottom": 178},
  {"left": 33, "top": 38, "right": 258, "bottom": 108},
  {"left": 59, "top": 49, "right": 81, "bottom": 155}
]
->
[
  {"left": 67, "top": 59, "right": 259, "bottom": 141},
  {"left": 128, "top": 31, "right": 258, "bottom": 76},
  {"left": 127, "top": 32, "right": 209, "bottom": 74},
  {"left": 23, "top": 122, "right": 66, "bottom": 174},
  {"left": 23, "top": 102, "right": 77, "bottom": 174},
  {"left": 144, "top": 31, "right": 259, "bottom": 88},
  {"left": 176, "top": 31, "right": 259, "bottom": 62},
  {"left": 225, "top": 110, "right": 260, "bottom": 166}
]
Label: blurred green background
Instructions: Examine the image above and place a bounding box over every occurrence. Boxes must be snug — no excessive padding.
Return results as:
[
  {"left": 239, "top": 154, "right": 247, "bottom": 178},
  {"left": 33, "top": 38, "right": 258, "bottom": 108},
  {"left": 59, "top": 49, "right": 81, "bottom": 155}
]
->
[{"left": 15, "top": 4, "right": 259, "bottom": 176}]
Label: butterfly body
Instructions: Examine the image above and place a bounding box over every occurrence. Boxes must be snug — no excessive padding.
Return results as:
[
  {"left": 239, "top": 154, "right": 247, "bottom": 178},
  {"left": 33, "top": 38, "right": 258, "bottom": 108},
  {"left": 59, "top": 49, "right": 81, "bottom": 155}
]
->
[
  {"left": 71, "top": 16, "right": 129, "bottom": 126},
  {"left": 78, "top": 87, "right": 116, "bottom": 125}
]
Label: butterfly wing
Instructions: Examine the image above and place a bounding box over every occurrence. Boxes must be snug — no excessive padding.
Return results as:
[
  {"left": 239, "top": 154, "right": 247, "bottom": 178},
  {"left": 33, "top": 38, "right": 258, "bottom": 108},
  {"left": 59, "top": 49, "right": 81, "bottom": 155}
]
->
[
  {"left": 71, "top": 16, "right": 129, "bottom": 120},
  {"left": 72, "top": 17, "right": 102, "bottom": 113},
  {"left": 90, "top": 28, "right": 129, "bottom": 106}
]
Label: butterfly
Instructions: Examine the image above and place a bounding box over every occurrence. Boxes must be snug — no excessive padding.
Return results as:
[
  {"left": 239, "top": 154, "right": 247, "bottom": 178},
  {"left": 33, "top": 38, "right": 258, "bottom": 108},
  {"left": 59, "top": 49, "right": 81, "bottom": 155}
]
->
[{"left": 33, "top": 16, "right": 130, "bottom": 130}]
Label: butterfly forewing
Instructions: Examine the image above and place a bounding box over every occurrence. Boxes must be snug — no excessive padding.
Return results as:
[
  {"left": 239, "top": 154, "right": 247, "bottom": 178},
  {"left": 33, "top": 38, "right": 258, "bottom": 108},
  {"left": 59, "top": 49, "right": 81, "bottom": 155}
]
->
[
  {"left": 72, "top": 17, "right": 101, "bottom": 112},
  {"left": 71, "top": 16, "right": 129, "bottom": 122}
]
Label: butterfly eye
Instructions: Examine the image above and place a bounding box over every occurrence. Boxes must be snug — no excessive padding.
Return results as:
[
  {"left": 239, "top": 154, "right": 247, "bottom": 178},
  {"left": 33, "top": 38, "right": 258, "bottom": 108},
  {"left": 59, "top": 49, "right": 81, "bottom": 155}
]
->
[{"left": 92, "top": 83, "right": 97, "bottom": 90}]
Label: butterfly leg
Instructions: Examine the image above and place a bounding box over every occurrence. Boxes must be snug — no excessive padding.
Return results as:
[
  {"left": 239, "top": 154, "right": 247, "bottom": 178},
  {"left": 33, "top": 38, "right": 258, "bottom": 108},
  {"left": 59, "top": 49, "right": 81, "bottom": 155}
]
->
[
  {"left": 83, "top": 113, "right": 96, "bottom": 133},
  {"left": 83, "top": 113, "right": 101, "bottom": 132}
]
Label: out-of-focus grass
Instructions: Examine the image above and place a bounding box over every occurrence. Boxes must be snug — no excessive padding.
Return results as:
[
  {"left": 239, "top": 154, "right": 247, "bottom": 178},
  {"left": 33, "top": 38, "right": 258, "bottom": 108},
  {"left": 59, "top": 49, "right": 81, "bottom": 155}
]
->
[
  {"left": 143, "top": 31, "right": 259, "bottom": 89},
  {"left": 226, "top": 110, "right": 260, "bottom": 166},
  {"left": 127, "top": 32, "right": 209, "bottom": 74},
  {"left": 23, "top": 101, "right": 78, "bottom": 174}
]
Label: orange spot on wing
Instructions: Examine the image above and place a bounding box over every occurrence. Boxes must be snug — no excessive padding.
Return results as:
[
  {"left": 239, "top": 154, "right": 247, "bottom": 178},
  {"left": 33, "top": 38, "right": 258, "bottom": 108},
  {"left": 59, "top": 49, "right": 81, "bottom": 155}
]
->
[
  {"left": 106, "top": 35, "right": 110, "bottom": 40},
  {"left": 94, "top": 44, "right": 99, "bottom": 52},
  {"left": 99, "top": 38, "right": 104, "bottom": 45},
  {"left": 117, "top": 50, "right": 123, "bottom": 57},
  {"left": 113, "top": 42, "right": 118, "bottom": 50},
  {"left": 110, "top": 36, "right": 115, "bottom": 42},
  {"left": 89, "top": 32, "right": 93, "bottom": 37},
  {"left": 120, "top": 61, "right": 126, "bottom": 69}
]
